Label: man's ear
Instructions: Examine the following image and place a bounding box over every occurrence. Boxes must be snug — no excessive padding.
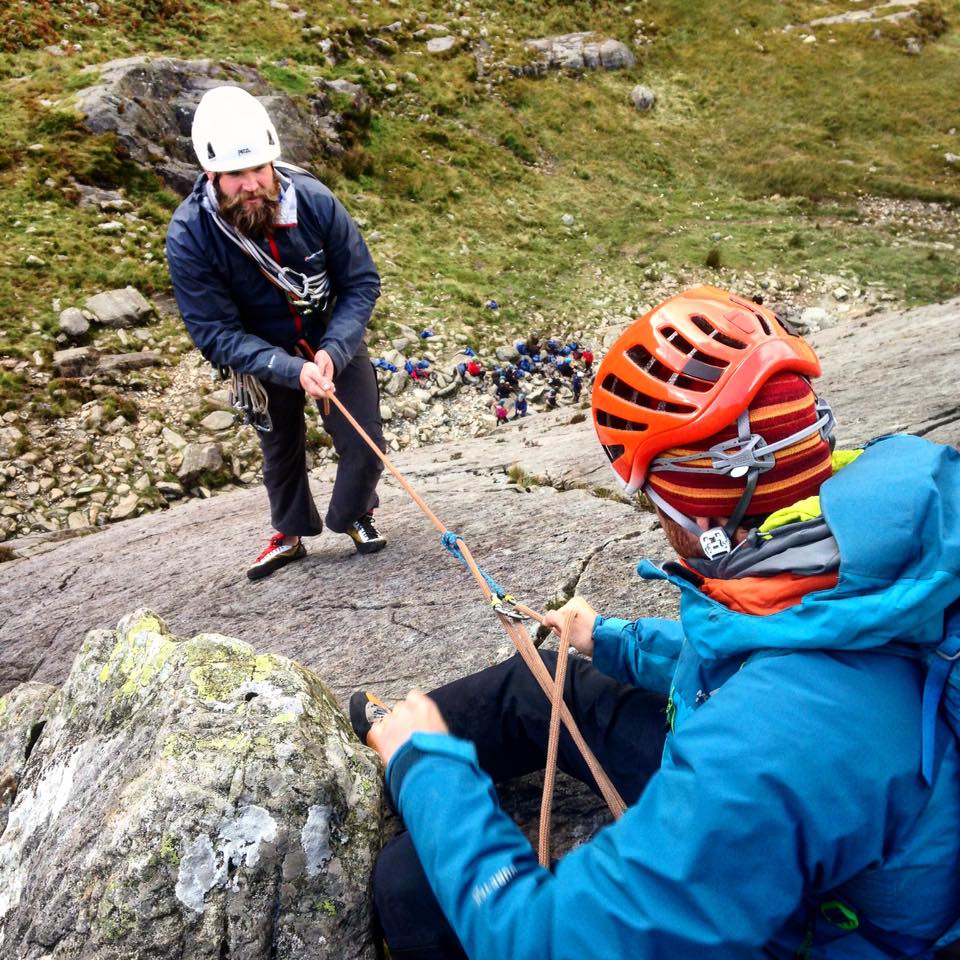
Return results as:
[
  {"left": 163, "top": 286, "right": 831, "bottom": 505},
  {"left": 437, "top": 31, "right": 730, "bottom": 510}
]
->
[{"left": 205, "top": 170, "right": 215, "bottom": 183}]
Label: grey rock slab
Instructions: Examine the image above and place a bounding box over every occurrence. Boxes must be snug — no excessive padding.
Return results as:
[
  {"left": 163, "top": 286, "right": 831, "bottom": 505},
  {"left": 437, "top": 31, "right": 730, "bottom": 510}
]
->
[
  {"left": 808, "top": 298, "right": 960, "bottom": 446},
  {"left": 522, "top": 32, "right": 636, "bottom": 73},
  {"left": 94, "top": 351, "right": 164, "bottom": 374},
  {"left": 85, "top": 286, "right": 153, "bottom": 329},
  {"left": 52, "top": 346, "right": 96, "bottom": 377},
  {"left": 0, "top": 611, "right": 382, "bottom": 959}
]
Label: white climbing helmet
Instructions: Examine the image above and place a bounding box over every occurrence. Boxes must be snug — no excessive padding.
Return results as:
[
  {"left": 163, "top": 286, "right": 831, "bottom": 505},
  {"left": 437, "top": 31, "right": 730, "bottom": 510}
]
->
[{"left": 190, "top": 86, "right": 281, "bottom": 173}]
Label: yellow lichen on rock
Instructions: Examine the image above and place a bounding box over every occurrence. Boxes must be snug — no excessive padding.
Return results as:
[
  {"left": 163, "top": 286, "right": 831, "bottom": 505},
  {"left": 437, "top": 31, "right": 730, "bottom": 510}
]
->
[{"left": 97, "top": 612, "right": 179, "bottom": 698}]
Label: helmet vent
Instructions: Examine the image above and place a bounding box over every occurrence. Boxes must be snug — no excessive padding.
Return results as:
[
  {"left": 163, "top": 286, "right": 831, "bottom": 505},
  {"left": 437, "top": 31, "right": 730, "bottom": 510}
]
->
[
  {"left": 601, "top": 374, "right": 696, "bottom": 415},
  {"left": 597, "top": 411, "right": 646, "bottom": 432},
  {"left": 690, "top": 315, "right": 747, "bottom": 350},
  {"left": 206, "top": 141, "right": 216, "bottom": 159},
  {"left": 754, "top": 310, "right": 771, "bottom": 335},
  {"left": 626, "top": 344, "right": 713, "bottom": 392},
  {"left": 661, "top": 326, "right": 730, "bottom": 372},
  {"left": 267, "top": 128, "right": 276, "bottom": 145},
  {"left": 601, "top": 443, "right": 626, "bottom": 463}
]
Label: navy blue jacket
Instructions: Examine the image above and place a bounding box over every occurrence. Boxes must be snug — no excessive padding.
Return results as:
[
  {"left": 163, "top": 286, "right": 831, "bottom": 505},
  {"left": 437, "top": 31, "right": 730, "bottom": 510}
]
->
[{"left": 165, "top": 167, "right": 380, "bottom": 389}]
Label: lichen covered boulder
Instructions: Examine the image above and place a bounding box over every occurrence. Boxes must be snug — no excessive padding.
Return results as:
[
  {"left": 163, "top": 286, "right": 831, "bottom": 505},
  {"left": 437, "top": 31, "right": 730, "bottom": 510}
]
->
[
  {"left": 0, "top": 681, "right": 57, "bottom": 835},
  {"left": 0, "top": 611, "right": 383, "bottom": 959}
]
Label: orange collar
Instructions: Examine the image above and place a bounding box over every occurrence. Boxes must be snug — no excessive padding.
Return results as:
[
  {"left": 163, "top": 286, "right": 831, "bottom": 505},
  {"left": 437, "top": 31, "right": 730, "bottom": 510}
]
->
[{"left": 696, "top": 569, "right": 838, "bottom": 616}]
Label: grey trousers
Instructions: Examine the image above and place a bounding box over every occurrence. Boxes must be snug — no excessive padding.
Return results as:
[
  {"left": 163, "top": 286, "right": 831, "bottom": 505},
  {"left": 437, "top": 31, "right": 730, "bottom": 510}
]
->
[{"left": 258, "top": 342, "right": 385, "bottom": 535}]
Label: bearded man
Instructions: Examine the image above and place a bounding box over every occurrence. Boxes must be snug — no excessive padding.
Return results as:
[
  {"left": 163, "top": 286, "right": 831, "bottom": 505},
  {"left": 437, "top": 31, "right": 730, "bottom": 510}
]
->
[{"left": 166, "top": 85, "right": 387, "bottom": 580}]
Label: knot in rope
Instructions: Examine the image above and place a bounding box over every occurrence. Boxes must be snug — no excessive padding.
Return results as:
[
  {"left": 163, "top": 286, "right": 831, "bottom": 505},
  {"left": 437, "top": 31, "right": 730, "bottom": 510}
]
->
[{"left": 441, "top": 531, "right": 507, "bottom": 599}]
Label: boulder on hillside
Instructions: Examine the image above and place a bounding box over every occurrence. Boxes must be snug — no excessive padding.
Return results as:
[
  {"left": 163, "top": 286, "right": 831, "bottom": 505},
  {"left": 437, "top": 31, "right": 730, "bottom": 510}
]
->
[
  {"left": 58, "top": 307, "right": 90, "bottom": 339},
  {"left": 75, "top": 58, "right": 353, "bottom": 195},
  {"left": 629, "top": 85, "right": 656, "bottom": 111},
  {"left": 515, "top": 33, "right": 637, "bottom": 76},
  {"left": 93, "top": 352, "right": 164, "bottom": 377},
  {"left": 0, "top": 611, "right": 384, "bottom": 959},
  {"left": 52, "top": 346, "right": 96, "bottom": 378},
  {"left": 0, "top": 426, "right": 23, "bottom": 459},
  {"left": 177, "top": 442, "right": 224, "bottom": 483},
  {"left": 85, "top": 286, "right": 153, "bottom": 329}
]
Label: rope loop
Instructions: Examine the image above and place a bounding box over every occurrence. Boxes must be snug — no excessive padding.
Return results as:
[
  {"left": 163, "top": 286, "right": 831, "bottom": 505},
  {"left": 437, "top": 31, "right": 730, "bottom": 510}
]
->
[{"left": 441, "top": 531, "right": 507, "bottom": 599}]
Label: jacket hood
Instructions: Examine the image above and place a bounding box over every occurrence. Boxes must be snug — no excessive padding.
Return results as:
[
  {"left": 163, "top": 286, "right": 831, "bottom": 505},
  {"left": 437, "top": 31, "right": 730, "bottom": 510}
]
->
[{"left": 639, "top": 434, "right": 960, "bottom": 661}]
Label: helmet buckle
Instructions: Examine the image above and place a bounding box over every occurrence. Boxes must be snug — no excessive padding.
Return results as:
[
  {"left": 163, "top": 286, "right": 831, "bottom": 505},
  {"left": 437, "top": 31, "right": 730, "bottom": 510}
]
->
[{"left": 699, "top": 527, "right": 732, "bottom": 559}]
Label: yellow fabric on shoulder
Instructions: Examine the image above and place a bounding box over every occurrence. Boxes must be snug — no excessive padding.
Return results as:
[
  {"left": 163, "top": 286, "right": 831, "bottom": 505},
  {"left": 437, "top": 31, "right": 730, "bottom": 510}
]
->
[
  {"left": 759, "top": 449, "right": 864, "bottom": 534},
  {"left": 831, "top": 448, "right": 864, "bottom": 471}
]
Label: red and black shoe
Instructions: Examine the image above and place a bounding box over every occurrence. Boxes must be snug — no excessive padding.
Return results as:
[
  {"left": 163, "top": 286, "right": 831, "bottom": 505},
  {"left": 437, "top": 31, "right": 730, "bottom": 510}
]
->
[{"left": 246, "top": 532, "right": 306, "bottom": 581}]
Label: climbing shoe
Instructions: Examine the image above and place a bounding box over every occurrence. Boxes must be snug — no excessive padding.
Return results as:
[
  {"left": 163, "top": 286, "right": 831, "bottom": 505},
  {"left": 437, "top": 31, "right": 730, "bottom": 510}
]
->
[
  {"left": 247, "top": 533, "right": 306, "bottom": 581},
  {"left": 347, "top": 513, "right": 387, "bottom": 555},
  {"left": 350, "top": 691, "right": 391, "bottom": 745}
]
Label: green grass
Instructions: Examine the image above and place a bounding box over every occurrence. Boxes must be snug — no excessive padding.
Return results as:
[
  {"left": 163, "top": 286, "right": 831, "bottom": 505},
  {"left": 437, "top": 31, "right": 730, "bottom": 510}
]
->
[{"left": 0, "top": 0, "right": 958, "bottom": 413}]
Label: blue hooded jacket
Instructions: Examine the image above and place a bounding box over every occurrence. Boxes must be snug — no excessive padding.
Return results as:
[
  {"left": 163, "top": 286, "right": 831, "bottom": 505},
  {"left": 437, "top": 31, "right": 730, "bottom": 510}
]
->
[
  {"left": 165, "top": 165, "right": 380, "bottom": 389},
  {"left": 387, "top": 435, "right": 960, "bottom": 958}
]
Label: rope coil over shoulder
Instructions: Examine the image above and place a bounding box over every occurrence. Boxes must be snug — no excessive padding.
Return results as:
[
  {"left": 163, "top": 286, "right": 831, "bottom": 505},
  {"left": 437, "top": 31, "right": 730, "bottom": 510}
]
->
[{"left": 326, "top": 392, "right": 627, "bottom": 862}]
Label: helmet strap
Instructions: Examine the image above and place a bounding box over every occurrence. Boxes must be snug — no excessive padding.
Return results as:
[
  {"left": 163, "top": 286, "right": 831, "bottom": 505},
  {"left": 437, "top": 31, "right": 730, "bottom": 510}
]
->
[{"left": 644, "top": 410, "right": 761, "bottom": 560}]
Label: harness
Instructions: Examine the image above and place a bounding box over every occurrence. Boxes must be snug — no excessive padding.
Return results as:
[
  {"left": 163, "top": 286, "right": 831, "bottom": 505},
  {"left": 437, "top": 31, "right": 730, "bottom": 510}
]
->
[{"left": 202, "top": 161, "right": 331, "bottom": 319}]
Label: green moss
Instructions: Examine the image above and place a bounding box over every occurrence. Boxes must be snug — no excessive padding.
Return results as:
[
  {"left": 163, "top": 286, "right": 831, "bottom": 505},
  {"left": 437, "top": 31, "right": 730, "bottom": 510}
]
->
[
  {"left": 271, "top": 712, "right": 297, "bottom": 725},
  {"left": 320, "top": 898, "right": 337, "bottom": 917},
  {"left": 158, "top": 833, "right": 181, "bottom": 865},
  {"left": 96, "top": 882, "right": 137, "bottom": 942}
]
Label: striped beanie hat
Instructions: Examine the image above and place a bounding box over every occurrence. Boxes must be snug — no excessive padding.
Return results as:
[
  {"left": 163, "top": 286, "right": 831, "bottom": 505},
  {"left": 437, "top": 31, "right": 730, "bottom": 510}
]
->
[{"left": 646, "top": 373, "right": 833, "bottom": 520}]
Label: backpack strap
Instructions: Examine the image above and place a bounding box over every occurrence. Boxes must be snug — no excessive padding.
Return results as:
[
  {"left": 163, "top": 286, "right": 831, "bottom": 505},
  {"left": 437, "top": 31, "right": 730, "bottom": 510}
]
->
[{"left": 921, "top": 601, "right": 960, "bottom": 785}]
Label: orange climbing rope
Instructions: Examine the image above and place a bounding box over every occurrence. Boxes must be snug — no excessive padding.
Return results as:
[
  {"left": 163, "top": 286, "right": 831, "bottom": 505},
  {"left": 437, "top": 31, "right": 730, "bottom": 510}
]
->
[{"left": 325, "top": 392, "right": 627, "bottom": 864}]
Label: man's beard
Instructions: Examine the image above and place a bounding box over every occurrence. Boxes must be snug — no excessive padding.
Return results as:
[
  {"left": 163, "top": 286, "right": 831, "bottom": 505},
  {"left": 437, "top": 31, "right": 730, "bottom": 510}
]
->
[{"left": 216, "top": 173, "right": 281, "bottom": 237}]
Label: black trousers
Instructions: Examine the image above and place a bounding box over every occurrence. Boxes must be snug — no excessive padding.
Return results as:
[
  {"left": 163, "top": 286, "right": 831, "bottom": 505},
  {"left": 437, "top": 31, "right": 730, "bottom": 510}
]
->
[
  {"left": 372, "top": 650, "right": 669, "bottom": 960},
  {"left": 258, "top": 342, "right": 384, "bottom": 535}
]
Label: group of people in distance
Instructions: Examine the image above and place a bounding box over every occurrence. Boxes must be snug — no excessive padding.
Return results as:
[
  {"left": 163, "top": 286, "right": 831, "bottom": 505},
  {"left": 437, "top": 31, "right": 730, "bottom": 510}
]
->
[{"left": 166, "top": 86, "right": 960, "bottom": 958}]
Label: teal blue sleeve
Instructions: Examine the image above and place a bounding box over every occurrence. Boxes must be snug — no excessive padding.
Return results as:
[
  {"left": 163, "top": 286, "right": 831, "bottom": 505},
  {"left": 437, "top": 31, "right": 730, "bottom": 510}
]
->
[
  {"left": 591, "top": 616, "right": 683, "bottom": 694},
  {"left": 388, "top": 653, "right": 935, "bottom": 959}
]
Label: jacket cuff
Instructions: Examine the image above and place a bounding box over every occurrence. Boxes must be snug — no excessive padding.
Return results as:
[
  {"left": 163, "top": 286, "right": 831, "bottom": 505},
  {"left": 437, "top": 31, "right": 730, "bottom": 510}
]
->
[
  {"left": 591, "top": 616, "right": 633, "bottom": 678},
  {"left": 386, "top": 732, "right": 478, "bottom": 803},
  {"left": 264, "top": 351, "right": 306, "bottom": 390}
]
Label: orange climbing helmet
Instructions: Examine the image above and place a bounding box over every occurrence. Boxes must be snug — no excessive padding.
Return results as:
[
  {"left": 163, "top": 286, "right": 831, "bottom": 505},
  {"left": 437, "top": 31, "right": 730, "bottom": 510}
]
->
[{"left": 592, "top": 286, "right": 823, "bottom": 497}]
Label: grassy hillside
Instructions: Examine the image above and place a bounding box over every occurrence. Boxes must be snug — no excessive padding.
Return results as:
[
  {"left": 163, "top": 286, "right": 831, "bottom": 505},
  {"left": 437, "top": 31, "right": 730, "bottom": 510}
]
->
[{"left": 0, "top": 0, "right": 958, "bottom": 417}]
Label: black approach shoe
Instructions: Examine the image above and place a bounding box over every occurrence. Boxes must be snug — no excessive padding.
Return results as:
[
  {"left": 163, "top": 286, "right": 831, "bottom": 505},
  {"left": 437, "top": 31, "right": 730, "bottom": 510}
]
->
[
  {"left": 349, "top": 691, "right": 391, "bottom": 745},
  {"left": 247, "top": 533, "right": 306, "bottom": 581},
  {"left": 347, "top": 513, "right": 387, "bottom": 555}
]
